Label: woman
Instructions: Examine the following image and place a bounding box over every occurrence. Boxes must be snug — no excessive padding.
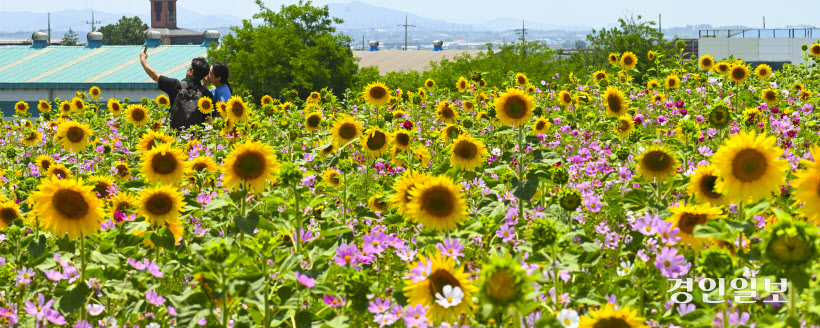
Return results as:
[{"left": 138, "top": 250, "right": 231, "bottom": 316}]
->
[{"left": 207, "top": 62, "right": 232, "bottom": 116}]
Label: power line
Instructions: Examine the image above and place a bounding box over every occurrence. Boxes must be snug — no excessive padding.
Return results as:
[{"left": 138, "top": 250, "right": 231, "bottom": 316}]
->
[{"left": 397, "top": 14, "right": 416, "bottom": 50}]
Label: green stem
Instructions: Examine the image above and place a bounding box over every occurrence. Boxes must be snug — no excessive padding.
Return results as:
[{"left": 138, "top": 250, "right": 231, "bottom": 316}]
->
[
  {"left": 222, "top": 272, "right": 229, "bottom": 328},
  {"left": 263, "top": 265, "right": 270, "bottom": 328},
  {"left": 293, "top": 184, "right": 301, "bottom": 253},
  {"left": 723, "top": 304, "right": 728, "bottom": 328},
  {"left": 517, "top": 124, "right": 525, "bottom": 221},
  {"left": 80, "top": 235, "right": 87, "bottom": 320},
  {"left": 789, "top": 281, "right": 796, "bottom": 318}
]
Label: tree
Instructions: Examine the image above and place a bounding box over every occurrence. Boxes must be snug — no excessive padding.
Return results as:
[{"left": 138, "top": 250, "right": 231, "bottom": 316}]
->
[
  {"left": 62, "top": 28, "right": 79, "bottom": 46},
  {"left": 208, "top": 0, "right": 358, "bottom": 100},
  {"left": 97, "top": 16, "right": 149, "bottom": 45}
]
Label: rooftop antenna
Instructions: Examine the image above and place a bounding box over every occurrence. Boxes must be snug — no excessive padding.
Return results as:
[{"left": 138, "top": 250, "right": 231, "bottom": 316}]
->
[
  {"left": 48, "top": 13, "right": 51, "bottom": 43},
  {"left": 86, "top": 11, "right": 101, "bottom": 31},
  {"left": 763, "top": 16, "right": 766, "bottom": 29},
  {"left": 397, "top": 15, "right": 416, "bottom": 50}
]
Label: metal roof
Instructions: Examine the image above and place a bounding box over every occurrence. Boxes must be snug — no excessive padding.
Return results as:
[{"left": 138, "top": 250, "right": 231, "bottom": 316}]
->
[{"left": 0, "top": 44, "right": 208, "bottom": 89}]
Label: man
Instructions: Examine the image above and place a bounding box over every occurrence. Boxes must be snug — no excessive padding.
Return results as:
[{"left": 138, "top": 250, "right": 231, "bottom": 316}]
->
[{"left": 139, "top": 46, "right": 214, "bottom": 130}]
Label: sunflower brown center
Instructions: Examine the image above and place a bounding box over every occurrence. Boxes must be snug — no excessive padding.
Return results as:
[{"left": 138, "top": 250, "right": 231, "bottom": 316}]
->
[
  {"left": 678, "top": 213, "right": 708, "bottom": 235},
  {"left": 440, "top": 106, "right": 454, "bottom": 119},
  {"left": 768, "top": 235, "right": 811, "bottom": 263},
  {"left": 428, "top": 269, "right": 461, "bottom": 297},
  {"left": 62, "top": 105, "right": 71, "bottom": 112},
  {"left": 623, "top": 56, "right": 634, "bottom": 66},
  {"left": 131, "top": 109, "right": 145, "bottom": 122},
  {"left": 419, "top": 186, "right": 455, "bottom": 218},
  {"left": 231, "top": 103, "right": 245, "bottom": 117},
  {"left": 16, "top": 103, "right": 26, "bottom": 111},
  {"left": 642, "top": 150, "right": 673, "bottom": 172},
  {"left": 484, "top": 269, "right": 516, "bottom": 302},
  {"left": 93, "top": 182, "right": 110, "bottom": 199},
  {"left": 561, "top": 93, "right": 572, "bottom": 104},
  {"left": 366, "top": 131, "right": 387, "bottom": 150},
  {"left": 617, "top": 120, "right": 630, "bottom": 131},
  {"left": 111, "top": 103, "right": 120, "bottom": 111},
  {"left": 369, "top": 87, "right": 387, "bottom": 100},
  {"left": 606, "top": 93, "right": 623, "bottom": 114},
  {"left": 516, "top": 76, "right": 526, "bottom": 85},
  {"left": 454, "top": 140, "right": 478, "bottom": 160},
  {"left": 732, "top": 67, "right": 746, "bottom": 80},
  {"left": 151, "top": 152, "right": 178, "bottom": 175},
  {"left": 503, "top": 96, "right": 528, "bottom": 119},
  {"left": 0, "top": 208, "right": 18, "bottom": 224},
  {"left": 146, "top": 193, "right": 172, "bottom": 215},
  {"left": 66, "top": 127, "right": 85, "bottom": 143},
  {"left": 731, "top": 149, "right": 767, "bottom": 182},
  {"left": 338, "top": 123, "right": 358, "bottom": 140},
  {"left": 395, "top": 133, "right": 410, "bottom": 147},
  {"left": 52, "top": 189, "right": 89, "bottom": 219},
  {"left": 307, "top": 115, "right": 321, "bottom": 128},
  {"left": 536, "top": 121, "right": 546, "bottom": 130},
  {"left": 116, "top": 164, "right": 129, "bottom": 177},
  {"left": 41, "top": 160, "right": 51, "bottom": 171},
  {"left": 233, "top": 151, "right": 266, "bottom": 179},
  {"left": 592, "top": 317, "right": 633, "bottom": 328},
  {"left": 52, "top": 168, "right": 68, "bottom": 179},
  {"left": 699, "top": 175, "right": 723, "bottom": 199},
  {"left": 703, "top": 58, "right": 712, "bottom": 66},
  {"left": 426, "top": 81, "right": 434, "bottom": 88},
  {"left": 115, "top": 201, "right": 131, "bottom": 213},
  {"left": 193, "top": 162, "right": 209, "bottom": 171},
  {"left": 764, "top": 91, "right": 776, "bottom": 101}
]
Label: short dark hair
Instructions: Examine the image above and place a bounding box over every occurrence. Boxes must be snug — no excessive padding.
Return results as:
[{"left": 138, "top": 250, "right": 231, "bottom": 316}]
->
[
  {"left": 191, "top": 57, "right": 209, "bottom": 81},
  {"left": 211, "top": 62, "right": 233, "bottom": 94}
]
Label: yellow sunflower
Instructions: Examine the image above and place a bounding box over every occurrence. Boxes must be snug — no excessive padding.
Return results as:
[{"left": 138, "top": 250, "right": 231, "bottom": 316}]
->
[
  {"left": 712, "top": 130, "right": 788, "bottom": 203},
  {"left": 198, "top": 96, "right": 214, "bottom": 115},
  {"left": 308, "top": 91, "right": 321, "bottom": 102},
  {"left": 140, "top": 143, "right": 189, "bottom": 185},
  {"left": 578, "top": 304, "right": 647, "bottom": 328},
  {"left": 226, "top": 96, "right": 249, "bottom": 122},
  {"left": 514, "top": 73, "right": 528, "bottom": 87},
  {"left": 651, "top": 93, "right": 666, "bottom": 105},
  {"left": 137, "top": 130, "right": 175, "bottom": 153},
  {"left": 754, "top": 64, "right": 772, "bottom": 80},
  {"left": 462, "top": 100, "right": 475, "bottom": 112},
  {"left": 55, "top": 121, "right": 92, "bottom": 153},
  {"left": 126, "top": 104, "right": 150, "bottom": 126},
  {"left": 405, "top": 175, "right": 467, "bottom": 231},
  {"left": 714, "top": 62, "right": 731, "bottom": 75},
  {"left": 760, "top": 88, "right": 778, "bottom": 106},
  {"left": 665, "top": 74, "right": 681, "bottom": 89},
  {"left": 436, "top": 101, "right": 458, "bottom": 123},
  {"left": 113, "top": 162, "right": 131, "bottom": 181},
  {"left": 88, "top": 175, "right": 115, "bottom": 199},
  {"left": 613, "top": 114, "right": 634, "bottom": 138},
  {"left": 71, "top": 97, "right": 85, "bottom": 113},
  {"left": 793, "top": 146, "right": 820, "bottom": 223},
  {"left": 449, "top": 134, "right": 488, "bottom": 171},
  {"left": 21, "top": 130, "right": 42, "bottom": 147},
  {"left": 138, "top": 185, "right": 184, "bottom": 226},
  {"left": 729, "top": 64, "right": 749, "bottom": 84},
  {"left": 36, "top": 155, "right": 54, "bottom": 174},
  {"left": 190, "top": 156, "right": 218, "bottom": 174},
  {"left": 603, "top": 86, "right": 628, "bottom": 117},
  {"left": 809, "top": 43, "right": 820, "bottom": 57},
  {"left": 403, "top": 252, "right": 477, "bottom": 324},
  {"left": 635, "top": 145, "right": 678, "bottom": 182},
  {"left": 110, "top": 192, "right": 137, "bottom": 215},
  {"left": 620, "top": 51, "right": 638, "bottom": 70},
  {"left": 330, "top": 115, "right": 363, "bottom": 147},
  {"left": 321, "top": 168, "right": 343, "bottom": 188},
  {"left": 532, "top": 118, "right": 551, "bottom": 134},
  {"left": 647, "top": 80, "right": 660, "bottom": 89},
  {"left": 361, "top": 127, "right": 391, "bottom": 158},
  {"left": 424, "top": 79, "right": 435, "bottom": 89},
  {"left": 30, "top": 177, "right": 105, "bottom": 239},
  {"left": 155, "top": 94, "right": 170, "bottom": 107},
  {"left": 392, "top": 131, "right": 412, "bottom": 152},
  {"left": 47, "top": 163, "right": 72, "bottom": 180},
  {"left": 0, "top": 200, "right": 21, "bottom": 230},
  {"left": 647, "top": 50, "right": 657, "bottom": 61},
  {"left": 494, "top": 88, "right": 534, "bottom": 127},
  {"left": 413, "top": 146, "right": 432, "bottom": 166},
  {"left": 37, "top": 100, "right": 51, "bottom": 112},
  {"left": 367, "top": 194, "right": 389, "bottom": 212},
  {"left": 58, "top": 101, "right": 72, "bottom": 116},
  {"left": 390, "top": 170, "right": 428, "bottom": 213},
  {"left": 363, "top": 82, "right": 391, "bottom": 106},
  {"left": 260, "top": 95, "right": 274, "bottom": 106},
  {"left": 107, "top": 98, "right": 122, "bottom": 115},
  {"left": 221, "top": 140, "right": 280, "bottom": 194},
  {"left": 14, "top": 100, "right": 29, "bottom": 115},
  {"left": 305, "top": 112, "right": 324, "bottom": 132},
  {"left": 317, "top": 140, "right": 337, "bottom": 158},
  {"left": 89, "top": 86, "right": 101, "bottom": 100},
  {"left": 667, "top": 202, "right": 726, "bottom": 251},
  {"left": 557, "top": 90, "right": 573, "bottom": 107},
  {"left": 608, "top": 53, "right": 618, "bottom": 65},
  {"left": 456, "top": 76, "right": 470, "bottom": 92},
  {"left": 593, "top": 70, "right": 608, "bottom": 82},
  {"left": 698, "top": 54, "right": 715, "bottom": 71},
  {"left": 687, "top": 165, "right": 728, "bottom": 206}
]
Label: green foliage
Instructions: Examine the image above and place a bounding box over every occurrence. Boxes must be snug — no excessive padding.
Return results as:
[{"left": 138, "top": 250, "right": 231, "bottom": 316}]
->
[
  {"left": 208, "top": 0, "right": 358, "bottom": 100},
  {"left": 61, "top": 28, "right": 79, "bottom": 46},
  {"left": 97, "top": 16, "right": 149, "bottom": 45}
]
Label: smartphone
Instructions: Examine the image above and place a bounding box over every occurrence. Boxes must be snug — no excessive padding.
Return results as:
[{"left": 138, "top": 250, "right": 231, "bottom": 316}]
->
[{"left": 144, "top": 45, "right": 148, "bottom": 54}]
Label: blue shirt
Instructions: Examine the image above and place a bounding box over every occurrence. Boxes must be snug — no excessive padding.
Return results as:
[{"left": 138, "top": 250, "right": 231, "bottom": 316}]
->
[{"left": 210, "top": 85, "right": 231, "bottom": 103}]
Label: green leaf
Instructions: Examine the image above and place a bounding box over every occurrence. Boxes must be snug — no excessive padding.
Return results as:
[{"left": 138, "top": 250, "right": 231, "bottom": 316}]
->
[
  {"left": 235, "top": 210, "right": 261, "bottom": 234},
  {"left": 204, "top": 193, "right": 232, "bottom": 212},
  {"left": 27, "top": 234, "right": 47, "bottom": 259},
  {"left": 58, "top": 282, "right": 91, "bottom": 314},
  {"left": 512, "top": 174, "right": 539, "bottom": 202},
  {"left": 531, "top": 149, "right": 561, "bottom": 165},
  {"left": 622, "top": 188, "right": 648, "bottom": 211},
  {"left": 149, "top": 227, "right": 176, "bottom": 249}
]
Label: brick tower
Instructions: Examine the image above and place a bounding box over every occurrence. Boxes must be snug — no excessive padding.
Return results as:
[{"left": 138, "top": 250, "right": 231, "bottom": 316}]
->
[{"left": 150, "top": 0, "right": 177, "bottom": 28}]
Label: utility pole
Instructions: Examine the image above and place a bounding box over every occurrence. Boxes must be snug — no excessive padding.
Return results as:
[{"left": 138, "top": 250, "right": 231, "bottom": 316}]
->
[
  {"left": 513, "top": 19, "right": 527, "bottom": 56},
  {"left": 763, "top": 16, "right": 766, "bottom": 28},
  {"left": 47, "top": 13, "right": 51, "bottom": 43},
  {"left": 86, "top": 11, "right": 101, "bottom": 32},
  {"left": 361, "top": 34, "right": 365, "bottom": 51},
  {"left": 658, "top": 14, "right": 662, "bottom": 34},
  {"left": 397, "top": 15, "right": 415, "bottom": 50}
]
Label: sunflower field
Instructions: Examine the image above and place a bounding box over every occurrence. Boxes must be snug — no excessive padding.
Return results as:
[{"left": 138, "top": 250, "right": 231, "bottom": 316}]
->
[{"left": 2, "top": 43, "right": 820, "bottom": 328}]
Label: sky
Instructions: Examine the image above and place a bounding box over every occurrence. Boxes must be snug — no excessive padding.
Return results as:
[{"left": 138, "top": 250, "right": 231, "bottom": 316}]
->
[{"left": 4, "top": 0, "right": 820, "bottom": 29}]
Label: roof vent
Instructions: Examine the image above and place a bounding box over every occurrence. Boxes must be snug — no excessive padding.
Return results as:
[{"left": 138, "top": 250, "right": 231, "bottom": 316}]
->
[
  {"left": 432, "top": 40, "right": 444, "bottom": 52},
  {"left": 368, "top": 40, "right": 379, "bottom": 52},
  {"left": 31, "top": 31, "right": 49, "bottom": 48},
  {"left": 87, "top": 31, "right": 103, "bottom": 48},
  {"left": 202, "top": 30, "right": 220, "bottom": 47},
  {"left": 145, "top": 29, "right": 162, "bottom": 47}
]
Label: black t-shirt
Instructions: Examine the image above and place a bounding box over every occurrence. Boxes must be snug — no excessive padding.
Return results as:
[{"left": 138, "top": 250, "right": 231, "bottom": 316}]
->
[{"left": 157, "top": 75, "right": 215, "bottom": 115}]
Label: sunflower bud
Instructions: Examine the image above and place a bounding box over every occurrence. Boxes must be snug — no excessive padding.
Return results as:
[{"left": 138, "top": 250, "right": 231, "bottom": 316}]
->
[
  {"left": 477, "top": 254, "right": 532, "bottom": 313},
  {"left": 707, "top": 105, "right": 730, "bottom": 128},
  {"left": 202, "top": 239, "right": 230, "bottom": 263},
  {"left": 550, "top": 166, "right": 569, "bottom": 185},
  {"left": 599, "top": 79, "right": 608, "bottom": 87},
  {"left": 676, "top": 40, "right": 686, "bottom": 49},
  {"left": 141, "top": 97, "right": 149, "bottom": 106},
  {"left": 122, "top": 97, "right": 130, "bottom": 104},
  {"left": 278, "top": 162, "right": 303, "bottom": 186},
  {"left": 338, "top": 159, "right": 354, "bottom": 173},
  {"left": 802, "top": 44, "right": 809, "bottom": 51},
  {"left": 628, "top": 130, "right": 642, "bottom": 143},
  {"left": 698, "top": 247, "right": 734, "bottom": 278},
  {"left": 5, "top": 148, "right": 16, "bottom": 159},
  {"left": 461, "top": 117, "right": 474, "bottom": 129},
  {"left": 382, "top": 112, "right": 393, "bottom": 123},
  {"left": 762, "top": 220, "right": 818, "bottom": 269},
  {"left": 530, "top": 217, "right": 558, "bottom": 249},
  {"left": 41, "top": 111, "right": 52, "bottom": 121},
  {"left": 616, "top": 147, "right": 630, "bottom": 161},
  {"left": 533, "top": 106, "right": 543, "bottom": 117},
  {"left": 558, "top": 189, "right": 582, "bottom": 211}
]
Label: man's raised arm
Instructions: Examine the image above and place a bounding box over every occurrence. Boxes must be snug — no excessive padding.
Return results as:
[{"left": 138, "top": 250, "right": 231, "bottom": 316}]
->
[{"left": 139, "top": 45, "right": 160, "bottom": 82}]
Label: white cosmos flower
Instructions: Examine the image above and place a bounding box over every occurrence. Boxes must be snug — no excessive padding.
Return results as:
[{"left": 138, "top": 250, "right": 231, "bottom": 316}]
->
[
  {"left": 556, "top": 308, "right": 580, "bottom": 328},
  {"left": 616, "top": 260, "right": 634, "bottom": 276},
  {"left": 434, "top": 285, "right": 463, "bottom": 308}
]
